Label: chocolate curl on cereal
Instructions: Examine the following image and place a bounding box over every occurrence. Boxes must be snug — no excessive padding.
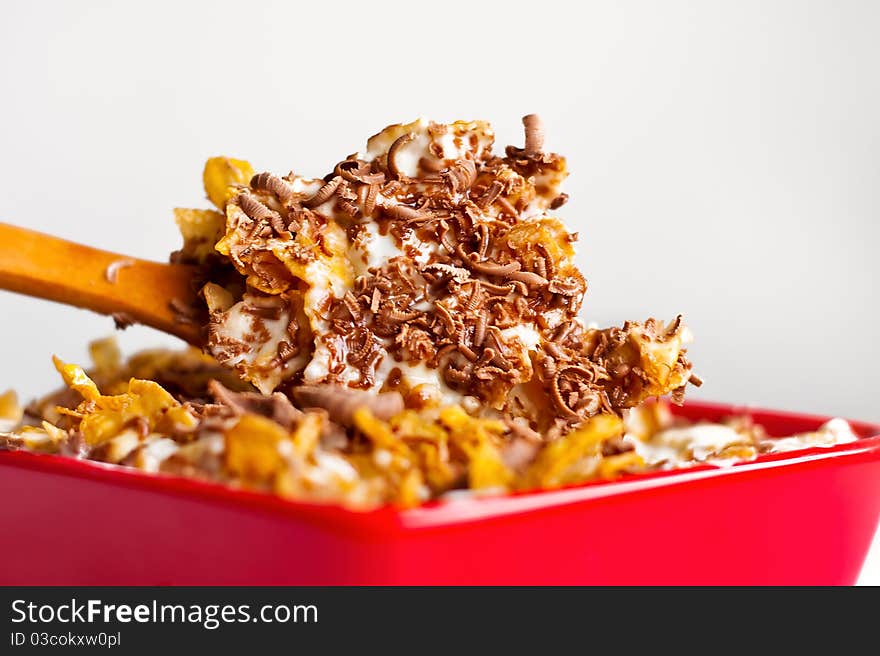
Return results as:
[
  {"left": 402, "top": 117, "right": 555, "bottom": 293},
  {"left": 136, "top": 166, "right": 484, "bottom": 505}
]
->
[
  {"left": 250, "top": 172, "right": 295, "bottom": 203},
  {"left": 208, "top": 380, "right": 302, "bottom": 430},
  {"left": 387, "top": 132, "right": 415, "bottom": 180},
  {"left": 522, "top": 114, "right": 544, "bottom": 156},
  {"left": 293, "top": 385, "right": 404, "bottom": 427}
]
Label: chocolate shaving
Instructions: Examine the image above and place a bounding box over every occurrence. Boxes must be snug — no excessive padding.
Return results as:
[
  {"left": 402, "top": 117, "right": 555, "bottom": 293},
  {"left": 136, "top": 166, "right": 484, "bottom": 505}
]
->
[
  {"left": 442, "top": 353, "right": 474, "bottom": 385},
  {"left": 508, "top": 270, "right": 549, "bottom": 288},
  {"left": 250, "top": 172, "right": 294, "bottom": 202},
  {"left": 522, "top": 114, "right": 545, "bottom": 156},
  {"left": 474, "top": 364, "right": 507, "bottom": 380},
  {"left": 477, "top": 180, "right": 504, "bottom": 209},
  {"left": 485, "top": 328, "right": 513, "bottom": 370},
  {"left": 362, "top": 182, "right": 379, "bottom": 217},
  {"left": 442, "top": 157, "right": 477, "bottom": 194},
  {"left": 553, "top": 321, "right": 575, "bottom": 343},
  {"left": 466, "top": 280, "right": 483, "bottom": 311},
  {"left": 370, "top": 288, "right": 382, "bottom": 313},
  {"left": 335, "top": 159, "right": 385, "bottom": 185},
  {"left": 237, "top": 193, "right": 289, "bottom": 237},
  {"left": 473, "top": 314, "right": 487, "bottom": 347},
  {"left": 544, "top": 341, "right": 566, "bottom": 360},
  {"left": 334, "top": 160, "right": 362, "bottom": 182},
  {"left": 538, "top": 354, "right": 557, "bottom": 380},
  {"left": 534, "top": 256, "right": 548, "bottom": 280},
  {"left": 384, "top": 307, "right": 420, "bottom": 323},
  {"left": 536, "top": 244, "right": 556, "bottom": 280},
  {"left": 550, "top": 193, "right": 569, "bottom": 209},
  {"left": 277, "top": 340, "right": 299, "bottom": 363},
  {"left": 237, "top": 193, "right": 276, "bottom": 223},
  {"left": 292, "top": 385, "right": 404, "bottom": 427},
  {"left": 381, "top": 179, "right": 403, "bottom": 196},
  {"left": 343, "top": 291, "right": 363, "bottom": 322},
  {"left": 432, "top": 343, "right": 458, "bottom": 366},
  {"left": 495, "top": 194, "right": 518, "bottom": 218},
  {"left": 245, "top": 304, "right": 283, "bottom": 320},
  {"left": 439, "top": 222, "right": 458, "bottom": 253},
  {"left": 551, "top": 372, "right": 579, "bottom": 418},
  {"left": 476, "top": 223, "right": 490, "bottom": 261},
  {"left": 433, "top": 303, "right": 457, "bottom": 336},
  {"left": 347, "top": 328, "right": 376, "bottom": 365},
  {"left": 386, "top": 204, "right": 428, "bottom": 222},
  {"left": 480, "top": 280, "right": 525, "bottom": 296},
  {"left": 387, "top": 132, "right": 415, "bottom": 180},
  {"left": 336, "top": 196, "right": 360, "bottom": 218},
  {"left": 457, "top": 341, "right": 479, "bottom": 362},
  {"left": 548, "top": 278, "right": 581, "bottom": 296},
  {"left": 489, "top": 351, "right": 512, "bottom": 372},
  {"left": 208, "top": 331, "right": 250, "bottom": 366},
  {"left": 665, "top": 314, "right": 683, "bottom": 336},
  {"left": 423, "top": 262, "right": 470, "bottom": 283},
  {"left": 303, "top": 176, "right": 341, "bottom": 208},
  {"left": 208, "top": 380, "right": 301, "bottom": 430},
  {"left": 466, "top": 257, "right": 521, "bottom": 277}
]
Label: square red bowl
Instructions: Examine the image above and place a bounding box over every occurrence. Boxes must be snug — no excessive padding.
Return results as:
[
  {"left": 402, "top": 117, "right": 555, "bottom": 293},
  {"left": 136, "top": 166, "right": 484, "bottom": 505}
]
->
[{"left": 1, "top": 400, "right": 878, "bottom": 585}]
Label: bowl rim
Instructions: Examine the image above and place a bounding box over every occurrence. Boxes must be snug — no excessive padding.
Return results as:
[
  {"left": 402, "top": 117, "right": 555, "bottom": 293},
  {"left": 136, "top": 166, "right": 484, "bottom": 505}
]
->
[{"left": 2, "top": 400, "right": 878, "bottom": 535}]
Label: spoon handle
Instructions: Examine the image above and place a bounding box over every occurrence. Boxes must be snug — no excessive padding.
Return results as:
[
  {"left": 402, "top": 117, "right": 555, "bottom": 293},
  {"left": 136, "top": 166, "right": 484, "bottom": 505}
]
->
[{"left": 0, "top": 222, "right": 202, "bottom": 346}]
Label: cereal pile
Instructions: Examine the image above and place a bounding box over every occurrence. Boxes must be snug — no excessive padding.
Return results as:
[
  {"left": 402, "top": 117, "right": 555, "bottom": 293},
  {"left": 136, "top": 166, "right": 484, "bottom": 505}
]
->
[{"left": 0, "top": 116, "right": 856, "bottom": 508}]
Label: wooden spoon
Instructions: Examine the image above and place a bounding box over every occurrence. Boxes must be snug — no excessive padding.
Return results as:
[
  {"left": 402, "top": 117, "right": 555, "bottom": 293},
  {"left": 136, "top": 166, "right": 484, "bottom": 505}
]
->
[{"left": 0, "top": 222, "right": 203, "bottom": 346}]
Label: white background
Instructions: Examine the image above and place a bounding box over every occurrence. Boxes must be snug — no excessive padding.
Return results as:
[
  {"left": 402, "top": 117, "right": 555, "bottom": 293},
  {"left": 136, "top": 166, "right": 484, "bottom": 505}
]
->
[{"left": 0, "top": 1, "right": 877, "bottom": 582}]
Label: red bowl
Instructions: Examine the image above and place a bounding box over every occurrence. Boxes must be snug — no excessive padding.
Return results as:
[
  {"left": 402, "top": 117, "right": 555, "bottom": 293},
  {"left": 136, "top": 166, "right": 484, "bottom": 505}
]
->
[{"left": 1, "top": 400, "right": 878, "bottom": 585}]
